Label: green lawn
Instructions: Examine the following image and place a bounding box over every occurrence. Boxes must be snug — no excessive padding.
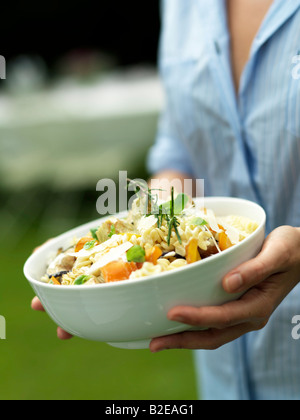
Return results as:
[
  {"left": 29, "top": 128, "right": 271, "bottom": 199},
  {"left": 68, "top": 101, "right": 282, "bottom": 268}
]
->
[{"left": 0, "top": 196, "right": 198, "bottom": 400}]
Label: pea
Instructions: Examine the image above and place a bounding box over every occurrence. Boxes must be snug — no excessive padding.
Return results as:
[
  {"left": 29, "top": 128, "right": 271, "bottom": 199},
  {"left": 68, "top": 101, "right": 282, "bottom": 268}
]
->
[{"left": 74, "top": 275, "right": 90, "bottom": 286}]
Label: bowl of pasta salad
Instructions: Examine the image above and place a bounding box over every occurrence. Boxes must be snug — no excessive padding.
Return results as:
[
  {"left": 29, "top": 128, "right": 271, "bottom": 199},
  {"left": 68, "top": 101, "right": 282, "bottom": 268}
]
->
[{"left": 24, "top": 192, "right": 266, "bottom": 349}]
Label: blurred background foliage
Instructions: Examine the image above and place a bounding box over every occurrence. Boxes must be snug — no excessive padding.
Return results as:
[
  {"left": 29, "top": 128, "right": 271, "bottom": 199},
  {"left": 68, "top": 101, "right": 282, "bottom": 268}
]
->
[{"left": 0, "top": 0, "right": 197, "bottom": 400}]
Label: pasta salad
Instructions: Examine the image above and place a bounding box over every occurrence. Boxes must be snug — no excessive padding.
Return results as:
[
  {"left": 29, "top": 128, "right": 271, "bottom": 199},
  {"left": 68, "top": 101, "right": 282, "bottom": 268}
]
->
[{"left": 41, "top": 190, "right": 258, "bottom": 286}]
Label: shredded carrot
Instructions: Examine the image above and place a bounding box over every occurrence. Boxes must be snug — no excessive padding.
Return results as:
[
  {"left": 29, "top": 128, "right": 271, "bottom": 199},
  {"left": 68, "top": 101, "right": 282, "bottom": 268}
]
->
[
  {"left": 51, "top": 276, "right": 61, "bottom": 285},
  {"left": 101, "top": 260, "right": 138, "bottom": 283},
  {"left": 145, "top": 246, "right": 163, "bottom": 265},
  {"left": 185, "top": 239, "right": 201, "bottom": 264}
]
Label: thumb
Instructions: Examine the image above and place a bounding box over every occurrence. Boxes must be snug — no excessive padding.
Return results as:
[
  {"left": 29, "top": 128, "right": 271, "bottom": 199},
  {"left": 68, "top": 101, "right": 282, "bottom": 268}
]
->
[{"left": 222, "top": 237, "right": 289, "bottom": 294}]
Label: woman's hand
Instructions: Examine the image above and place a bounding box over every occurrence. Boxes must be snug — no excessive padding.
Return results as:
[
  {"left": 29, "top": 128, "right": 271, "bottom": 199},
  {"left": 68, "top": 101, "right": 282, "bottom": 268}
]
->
[
  {"left": 150, "top": 226, "right": 300, "bottom": 352},
  {"left": 31, "top": 297, "right": 73, "bottom": 340},
  {"left": 30, "top": 240, "right": 73, "bottom": 341}
]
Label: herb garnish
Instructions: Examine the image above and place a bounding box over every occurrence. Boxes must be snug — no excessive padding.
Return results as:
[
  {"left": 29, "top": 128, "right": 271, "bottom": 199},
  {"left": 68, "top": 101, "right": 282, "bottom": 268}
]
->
[
  {"left": 128, "top": 180, "right": 188, "bottom": 246},
  {"left": 127, "top": 178, "right": 163, "bottom": 216},
  {"left": 90, "top": 227, "right": 99, "bottom": 240},
  {"left": 108, "top": 224, "right": 116, "bottom": 238},
  {"left": 164, "top": 187, "right": 183, "bottom": 246},
  {"left": 74, "top": 275, "right": 90, "bottom": 285},
  {"left": 126, "top": 245, "right": 146, "bottom": 263},
  {"left": 83, "top": 239, "right": 97, "bottom": 250},
  {"left": 190, "top": 217, "right": 208, "bottom": 227}
]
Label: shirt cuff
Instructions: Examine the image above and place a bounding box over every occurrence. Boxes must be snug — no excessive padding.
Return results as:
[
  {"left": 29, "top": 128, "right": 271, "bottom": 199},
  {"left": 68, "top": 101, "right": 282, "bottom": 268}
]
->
[{"left": 147, "top": 136, "right": 194, "bottom": 176}]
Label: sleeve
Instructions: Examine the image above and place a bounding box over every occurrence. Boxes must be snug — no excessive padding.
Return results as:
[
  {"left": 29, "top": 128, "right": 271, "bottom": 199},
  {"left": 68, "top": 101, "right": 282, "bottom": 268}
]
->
[
  {"left": 146, "top": 0, "right": 194, "bottom": 177},
  {"left": 147, "top": 111, "right": 194, "bottom": 176}
]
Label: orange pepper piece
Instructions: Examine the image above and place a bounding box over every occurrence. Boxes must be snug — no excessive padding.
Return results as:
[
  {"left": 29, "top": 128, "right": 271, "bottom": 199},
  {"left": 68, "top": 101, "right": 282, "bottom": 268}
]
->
[
  {"left": 75, "top": 236, "right": 94, "bottom": 253},
  {"left": 185, "top": 239, "right": 201, "bottom": 264},
  {"left": 218, "top": 231, "right": 233, "bottom": 251},
  {"left": 101, "top": 260, "right": 138, "bottom": 283},
  {"left": 145, "top": 246, "right": 163, "bottom": 265}
]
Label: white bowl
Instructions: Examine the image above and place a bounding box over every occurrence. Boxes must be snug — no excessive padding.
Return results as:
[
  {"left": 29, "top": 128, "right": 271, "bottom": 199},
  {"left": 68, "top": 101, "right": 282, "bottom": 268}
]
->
[{"left": 24, "top": 197, "right": 266, "bottom": 349}]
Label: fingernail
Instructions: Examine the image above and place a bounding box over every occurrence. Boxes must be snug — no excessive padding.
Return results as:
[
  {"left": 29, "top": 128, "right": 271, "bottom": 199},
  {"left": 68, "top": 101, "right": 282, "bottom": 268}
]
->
[
  {"left": 171, "top": 315, "right": 185, "bottom": 323},
  {"left": 225, "top": 273, "right": 243, "bottom": 293},
  {"left": 150, "top": 343, "right": 166, "bottom": 353},
  {"left": 151, "top": 348, "right": 165, "bottom": 353}
]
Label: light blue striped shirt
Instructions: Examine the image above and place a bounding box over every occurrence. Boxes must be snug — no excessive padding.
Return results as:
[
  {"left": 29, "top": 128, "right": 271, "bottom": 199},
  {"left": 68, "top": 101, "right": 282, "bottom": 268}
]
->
[{"left": 148, "top": 0, "right": 300, "bottom": 400}]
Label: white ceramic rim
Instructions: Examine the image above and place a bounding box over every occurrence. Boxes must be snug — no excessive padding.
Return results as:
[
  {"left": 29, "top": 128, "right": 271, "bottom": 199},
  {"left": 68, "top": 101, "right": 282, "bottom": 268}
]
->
[{"left": 24, "top": 197, "right": 266, "bottom": 290}]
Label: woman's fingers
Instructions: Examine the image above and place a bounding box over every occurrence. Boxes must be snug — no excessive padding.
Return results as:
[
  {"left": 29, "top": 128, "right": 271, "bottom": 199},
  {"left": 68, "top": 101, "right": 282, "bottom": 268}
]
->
[
  {"left": 32, "top": 238, "right": 73, "bottom": 341},
  {"left": 57, "top": 328, "right": 73, "bottom": 340},
  {"left": 167, "top": 284, "right": 272, "bottom": 330},
  {"left": 167, "top": 304, "right": 243, "bottom": 329},
  {"left": 150, "top": 322, "right": 260, "bottom": 352},
  {"left": 32, "top": 297, "right": 73, "bottom": 340},
  {"left": 150, "top": 300, "right": 269, "bottom": 352},
  {"left": 31, "top": 296, "right": 45, "bottom": 312}
]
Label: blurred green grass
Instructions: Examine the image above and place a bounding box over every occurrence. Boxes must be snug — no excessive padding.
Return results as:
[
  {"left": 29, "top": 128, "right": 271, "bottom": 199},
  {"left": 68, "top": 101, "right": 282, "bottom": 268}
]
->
[{"left": 0, "top": 188, "right": 198, "bottom": 400}]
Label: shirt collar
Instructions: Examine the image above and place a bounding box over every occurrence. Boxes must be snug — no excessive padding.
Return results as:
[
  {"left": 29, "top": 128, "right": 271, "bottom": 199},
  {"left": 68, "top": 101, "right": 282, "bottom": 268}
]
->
[
  {"left": 198, "top": 0, "right": 300, "bottom": 57},
  {"left": 251, "top": 0, "right": 300, "bottom": 56}
]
